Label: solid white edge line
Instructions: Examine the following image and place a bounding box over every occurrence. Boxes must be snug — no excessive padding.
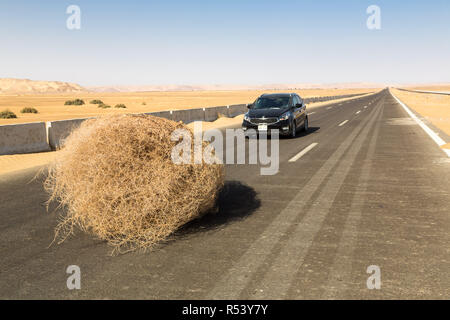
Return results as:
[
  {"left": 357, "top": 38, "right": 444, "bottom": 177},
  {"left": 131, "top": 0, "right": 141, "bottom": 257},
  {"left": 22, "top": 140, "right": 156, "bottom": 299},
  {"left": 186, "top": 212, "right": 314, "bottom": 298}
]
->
[
  {"left": 391, "top": 91, "right": 450, "bottom": 157},
  {"left": 288, "top": 143, "right": 318, "bottom": 162},
  {"left": 338, "top": 120, "right": 348, "bottom": 127}
]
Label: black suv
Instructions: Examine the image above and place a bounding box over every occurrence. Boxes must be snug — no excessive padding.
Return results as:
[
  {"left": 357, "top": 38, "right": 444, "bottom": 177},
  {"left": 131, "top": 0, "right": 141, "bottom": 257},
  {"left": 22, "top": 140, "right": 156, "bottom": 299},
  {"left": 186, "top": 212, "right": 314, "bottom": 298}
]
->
[{"left": 242, "top": 93, "right": 308, "bottom": 137}]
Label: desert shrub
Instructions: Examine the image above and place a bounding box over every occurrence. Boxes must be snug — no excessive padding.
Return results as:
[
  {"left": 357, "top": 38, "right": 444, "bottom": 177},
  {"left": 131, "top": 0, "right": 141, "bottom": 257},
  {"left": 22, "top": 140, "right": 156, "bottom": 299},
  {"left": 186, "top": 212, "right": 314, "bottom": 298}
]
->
[
  {"left": 90, "top": 100, "right": 104, "bottom": 105},
  {"left": 114, "top": 104, "right": 127, "bottom": 109},
  {"left": 142, "top": 102, "right": 146, "bottom": 105},
  {"left": 21, "top": 107, "right": 38, "bottom": 114},
  {"left": 44, "top": 114, "right": 224, "bottom": 254},
  {"left": 97, "top": 104, "right": 111, "bottom": 109},
  {"left": 64, "top": 99, "right": 85, "bottom": 106},
  {"left": 0, "top": 110, "right": 17, "bottom": 119}
]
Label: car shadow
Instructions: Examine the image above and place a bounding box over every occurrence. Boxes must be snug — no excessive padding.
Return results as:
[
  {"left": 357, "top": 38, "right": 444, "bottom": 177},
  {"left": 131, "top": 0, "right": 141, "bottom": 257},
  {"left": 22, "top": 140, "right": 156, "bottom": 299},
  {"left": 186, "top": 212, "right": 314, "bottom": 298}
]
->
[
  {"left": 174, "top": 180, "right": 260, "bottom": 238},
  {"left": 293, "top": 126, "right": 320, "bottom": 138},
  {"left": 245, "top": 126, "right": 320, "bottom": 140}
]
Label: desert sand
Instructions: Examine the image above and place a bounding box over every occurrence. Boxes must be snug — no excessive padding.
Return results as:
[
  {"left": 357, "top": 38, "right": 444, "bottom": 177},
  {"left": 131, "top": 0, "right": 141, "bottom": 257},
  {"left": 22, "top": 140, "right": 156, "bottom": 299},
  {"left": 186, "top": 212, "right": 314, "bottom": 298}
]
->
[
  {"left": 0, "top": 151, "right": 58, "bottom": 176},
  {"left": 407, "top": 85, "right": 450, "bottom": 92},
  {"left": 392, "top": 88, "right": 450, "bottom": 137},
  {"left": 0, "top": 78, "right": 84, "bottom": 94},
  {"left": 0, "top": 88, "right": 375, "bottom": 125}
]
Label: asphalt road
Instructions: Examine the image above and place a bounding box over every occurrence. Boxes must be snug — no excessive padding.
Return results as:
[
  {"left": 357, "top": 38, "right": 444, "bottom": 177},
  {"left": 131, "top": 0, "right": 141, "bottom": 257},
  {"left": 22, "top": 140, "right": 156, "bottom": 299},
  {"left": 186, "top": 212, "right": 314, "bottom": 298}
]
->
[{"left": 1, "top": 89, "right": 449, "bottom": 299}]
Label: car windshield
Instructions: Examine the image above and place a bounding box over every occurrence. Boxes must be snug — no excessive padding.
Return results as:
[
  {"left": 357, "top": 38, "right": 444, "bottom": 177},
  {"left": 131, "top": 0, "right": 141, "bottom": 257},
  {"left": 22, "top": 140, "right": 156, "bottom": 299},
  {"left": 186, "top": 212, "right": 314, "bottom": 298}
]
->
[{"left": 252, "top": 96, "right": 290, "bottom": 109}]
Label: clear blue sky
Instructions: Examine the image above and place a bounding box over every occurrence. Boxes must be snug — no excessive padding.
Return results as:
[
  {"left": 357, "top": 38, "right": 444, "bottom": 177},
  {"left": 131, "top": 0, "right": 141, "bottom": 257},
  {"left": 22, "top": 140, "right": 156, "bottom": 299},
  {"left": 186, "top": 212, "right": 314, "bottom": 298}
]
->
[{"left": 0, "top": 0, "right": 449, "bottom": 86}]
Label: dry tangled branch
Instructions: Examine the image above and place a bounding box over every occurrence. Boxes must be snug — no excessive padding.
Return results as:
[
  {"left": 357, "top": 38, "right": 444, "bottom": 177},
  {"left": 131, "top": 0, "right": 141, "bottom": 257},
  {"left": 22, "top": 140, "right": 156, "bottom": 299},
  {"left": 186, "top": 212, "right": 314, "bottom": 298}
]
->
[{"left": 44, "top": 114, "right": 224, "bottom": 254}]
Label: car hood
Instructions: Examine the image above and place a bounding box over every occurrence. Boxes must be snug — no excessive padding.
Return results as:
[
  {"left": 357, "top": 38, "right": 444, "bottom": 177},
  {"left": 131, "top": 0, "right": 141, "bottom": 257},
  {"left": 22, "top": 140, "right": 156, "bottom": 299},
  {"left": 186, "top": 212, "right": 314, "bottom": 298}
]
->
[{"left": 247, "top": 107, "right": 289, "bottom": 118}]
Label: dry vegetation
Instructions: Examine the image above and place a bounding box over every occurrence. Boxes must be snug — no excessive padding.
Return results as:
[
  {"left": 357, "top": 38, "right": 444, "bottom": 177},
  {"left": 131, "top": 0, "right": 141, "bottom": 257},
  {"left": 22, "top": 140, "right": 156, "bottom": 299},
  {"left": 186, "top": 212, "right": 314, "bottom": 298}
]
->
[
  {"left": 44, "top": 114, "right": 224, "bottom": 254},
  {"left": 392, "top": 88, "right": 450, "bottom": 136},
  {"left": 0, "top": 109, "right": 17, "bottom": 119},
  {"left": 0, "top": 88, "right": 376, "bottom": 124},
  {"left": 20, "top": 107, "right": 38, "bottom": 113}
]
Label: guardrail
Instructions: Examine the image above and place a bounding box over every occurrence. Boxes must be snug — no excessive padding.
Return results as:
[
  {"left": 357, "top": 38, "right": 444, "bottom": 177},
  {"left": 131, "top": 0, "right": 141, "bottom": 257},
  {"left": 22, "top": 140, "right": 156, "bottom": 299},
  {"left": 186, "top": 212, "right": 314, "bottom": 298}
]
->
[
  {"left": 0, "top": 93, "right": 370, "bottom": 155},
  {"left": 395, "top": 88, "right": 450, "bottom": 96}
]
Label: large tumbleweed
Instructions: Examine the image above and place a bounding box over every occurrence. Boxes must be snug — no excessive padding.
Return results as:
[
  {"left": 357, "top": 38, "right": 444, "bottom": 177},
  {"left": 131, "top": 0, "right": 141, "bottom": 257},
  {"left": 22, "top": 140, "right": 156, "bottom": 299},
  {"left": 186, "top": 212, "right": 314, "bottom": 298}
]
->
[{"left": 45, "top": 114, "right": 224, "bottom": 254}]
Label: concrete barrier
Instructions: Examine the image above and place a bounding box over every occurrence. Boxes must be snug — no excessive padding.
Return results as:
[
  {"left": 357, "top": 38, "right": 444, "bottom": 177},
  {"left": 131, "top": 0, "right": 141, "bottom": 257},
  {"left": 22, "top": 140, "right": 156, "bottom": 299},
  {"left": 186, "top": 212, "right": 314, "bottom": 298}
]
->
[
  {"left": 171, "top": 108, "right": 205, "bottom": 123},
  {"left": 0, "top": 122, "right": 50, "bottom": 155},
  {"left": 302, "top": 93, "right": 367, "bottom": 105},
  {"left": 47, "top": 118, "right": 88, "bottom": 150},
  {"left": 204, "top": 106, "right": 229, "bottom": 121},
  {"left": 228, "top": 104, "right": 247, "bottom": 117},
  {"left": 145, "top": 111, "right": 173, "bottom": 120}
]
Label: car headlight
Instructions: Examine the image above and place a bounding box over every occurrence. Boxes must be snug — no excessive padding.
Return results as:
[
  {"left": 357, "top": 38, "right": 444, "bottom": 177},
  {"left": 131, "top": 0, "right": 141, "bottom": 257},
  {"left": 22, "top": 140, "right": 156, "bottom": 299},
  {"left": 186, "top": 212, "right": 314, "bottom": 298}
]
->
[
  {"left": 244, "top": 114, "right": 250, "bottom": 122},
  {"left": 278, "top": 112, "right": 290, "bottom": 121}
]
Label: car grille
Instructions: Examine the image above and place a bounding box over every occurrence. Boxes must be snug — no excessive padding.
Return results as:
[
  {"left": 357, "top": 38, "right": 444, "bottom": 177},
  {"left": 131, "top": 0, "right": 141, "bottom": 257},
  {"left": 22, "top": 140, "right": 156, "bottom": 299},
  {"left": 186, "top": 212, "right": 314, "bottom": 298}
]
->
[{"left": 249, "top": 117, "right": 278, "bottom": 124}]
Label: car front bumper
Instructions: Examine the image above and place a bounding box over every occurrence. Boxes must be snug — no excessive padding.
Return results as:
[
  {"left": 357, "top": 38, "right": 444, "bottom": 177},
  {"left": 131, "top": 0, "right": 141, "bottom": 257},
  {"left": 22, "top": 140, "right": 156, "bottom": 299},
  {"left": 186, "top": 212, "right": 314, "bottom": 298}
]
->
[{"left": 242, "top": 119, "right": 291, "bottom": 135}]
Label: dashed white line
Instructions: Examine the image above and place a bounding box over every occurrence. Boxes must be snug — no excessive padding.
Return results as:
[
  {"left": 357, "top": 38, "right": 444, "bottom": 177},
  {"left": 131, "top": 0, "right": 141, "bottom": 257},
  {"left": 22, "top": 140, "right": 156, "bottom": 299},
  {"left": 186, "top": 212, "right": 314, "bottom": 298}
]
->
[
  {"left": 364, "top": 106, "right": 368, "bottom": 109},
  {"left": 308, "top": 112, "right": 316, "bottom": 115},
  {"left": 338, "top": 120, "right": 348, "bottom": 127},
  {"left": 356, "top": 110, "right": 361, "bottom": 114},
  {"left": 288, "top": 143, "right": 318, "bottom": 162},
  {"left": 326, "top": 107, "right": 332, "bottom": 110}
]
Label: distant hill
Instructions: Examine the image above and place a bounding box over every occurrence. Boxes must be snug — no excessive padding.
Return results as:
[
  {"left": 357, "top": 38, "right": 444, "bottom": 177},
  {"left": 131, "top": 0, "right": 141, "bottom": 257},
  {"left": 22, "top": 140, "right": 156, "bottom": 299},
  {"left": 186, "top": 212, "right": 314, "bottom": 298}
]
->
[
  {"left": 88, "top": 82, "right": 386, "bottom": 93},
  {"left": 0, "top": 78, "right": 86, "bottom": 94}
]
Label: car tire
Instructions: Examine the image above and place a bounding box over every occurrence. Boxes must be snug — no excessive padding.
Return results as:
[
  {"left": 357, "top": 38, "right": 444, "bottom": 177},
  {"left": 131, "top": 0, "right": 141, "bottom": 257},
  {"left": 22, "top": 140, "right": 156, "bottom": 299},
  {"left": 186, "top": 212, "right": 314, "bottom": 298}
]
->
[
  {"left": 290, "top": 120, "right": 296, "bottom": 138},
  {"left": 302, "top": 116, "right": 309, "bottom": 132}
]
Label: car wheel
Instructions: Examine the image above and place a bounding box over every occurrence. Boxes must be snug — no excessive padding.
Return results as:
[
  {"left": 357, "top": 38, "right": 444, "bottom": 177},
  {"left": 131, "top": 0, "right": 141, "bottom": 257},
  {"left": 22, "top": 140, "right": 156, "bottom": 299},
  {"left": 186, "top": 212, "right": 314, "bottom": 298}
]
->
[
  {"left": 303, "top": 116, "right": 309, "bottom": 132},
  {"left": 290, "top": 120, "right": 296, "bottom": 138}
]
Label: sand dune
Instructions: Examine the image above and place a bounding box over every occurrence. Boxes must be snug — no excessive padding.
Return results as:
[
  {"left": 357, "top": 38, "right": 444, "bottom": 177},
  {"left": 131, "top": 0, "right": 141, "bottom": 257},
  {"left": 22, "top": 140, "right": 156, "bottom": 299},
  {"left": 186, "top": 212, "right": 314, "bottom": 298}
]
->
[{"left": 0, "top": 78, "right": 86, "bottom": 94}]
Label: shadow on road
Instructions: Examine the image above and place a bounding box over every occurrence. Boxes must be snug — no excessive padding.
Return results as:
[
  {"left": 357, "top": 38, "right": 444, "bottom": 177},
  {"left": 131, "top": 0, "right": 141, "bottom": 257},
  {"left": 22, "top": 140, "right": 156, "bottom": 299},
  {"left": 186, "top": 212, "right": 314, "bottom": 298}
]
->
[
  {"left": 246, "top": 126, "right": 320, "bottom": 140},
  {"left": 293, "top": 126, "right": 320, "bottom": 138},
  {"left": 176, "top": 180, "right": 260, "bottom": 237}
]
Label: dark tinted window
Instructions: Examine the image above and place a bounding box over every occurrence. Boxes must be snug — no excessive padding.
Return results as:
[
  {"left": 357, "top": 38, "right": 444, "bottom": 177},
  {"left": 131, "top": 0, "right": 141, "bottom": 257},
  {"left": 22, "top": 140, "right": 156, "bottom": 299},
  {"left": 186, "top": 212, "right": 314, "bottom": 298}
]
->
[{"left": 253, "top": 96, "right": 290, "bottom": 109}]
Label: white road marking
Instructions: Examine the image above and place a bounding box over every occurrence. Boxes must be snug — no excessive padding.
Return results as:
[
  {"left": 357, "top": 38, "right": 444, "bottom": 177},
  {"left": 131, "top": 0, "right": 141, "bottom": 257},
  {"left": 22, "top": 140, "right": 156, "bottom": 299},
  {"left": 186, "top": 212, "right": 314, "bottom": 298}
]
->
[
  {"left": 252, "top": 104, "right": 383, "bottom": 299},
  {"left": 338, "top": 120, "right": 348, "bottom": 126},
  {"left": 288, "top": 143, "right": 318, "bottom": 162},
  {"left": 356, "top": 110, "right": 361, "bottom": 114},
  {"left": 391, "top": 91, "right": 450, "bottom": 157},
  {"left": 308, "top": 112, "right": 316, "bottom": 115},
  {"left": 326, "top": 107, "right": 332, "bottom": 110},
  {"left": 322, "top": 99, "right": 382, "bottom": 299},
  {"left": 206, "top": 104, "right": 380, "bottom": 300},
  {"left": 364, "top": 106, "right": 368, "bottom": 109}
]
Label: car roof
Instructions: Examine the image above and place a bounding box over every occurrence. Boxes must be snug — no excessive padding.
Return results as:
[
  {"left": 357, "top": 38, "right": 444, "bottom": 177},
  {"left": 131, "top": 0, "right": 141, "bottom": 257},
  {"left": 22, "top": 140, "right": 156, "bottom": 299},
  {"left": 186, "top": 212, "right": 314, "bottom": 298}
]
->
[{"left": 260, "top": 93, "right": 295, "bottom": 98}]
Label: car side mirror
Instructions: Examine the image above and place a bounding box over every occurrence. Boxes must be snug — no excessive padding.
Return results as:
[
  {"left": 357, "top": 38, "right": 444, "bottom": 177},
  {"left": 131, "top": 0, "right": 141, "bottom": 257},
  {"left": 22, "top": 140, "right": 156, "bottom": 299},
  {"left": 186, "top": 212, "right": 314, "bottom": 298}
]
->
[
  {"left": 247, "top": 103, "right": 252, "bottom": 109},
  {"left": 296, "top": 103, "right": 302, "bottom": 108}
]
